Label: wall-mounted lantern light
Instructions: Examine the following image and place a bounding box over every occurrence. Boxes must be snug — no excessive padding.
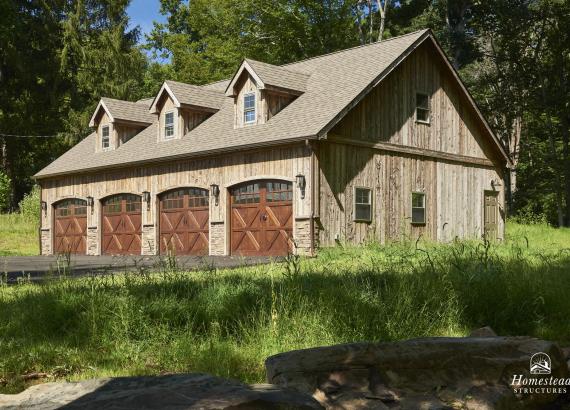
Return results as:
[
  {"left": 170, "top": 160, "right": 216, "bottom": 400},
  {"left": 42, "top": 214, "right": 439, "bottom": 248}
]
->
[
  {"left": 86, "top": 196, "right": 94, "bottom": 214},
  {"left": 296, "top": 174, "right": 306, "bottom": 199},
  {"left": 41, "top": 201, "right": 47, "bottom": 215},
  {"left": 142, "top": 191, "right": 151, "bottom": 210},
  {"left": 491, "top": 179, "right": 502, "bottom": 190},
  {"left": 210, "top": 184, "right": 220, "bottom": 206}
]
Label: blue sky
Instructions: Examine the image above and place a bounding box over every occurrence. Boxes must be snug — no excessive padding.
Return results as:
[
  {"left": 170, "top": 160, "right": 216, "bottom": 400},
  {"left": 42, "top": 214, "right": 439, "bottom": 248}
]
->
[{"left": 127, "top": 0, "right": 166, "bottom": 42}]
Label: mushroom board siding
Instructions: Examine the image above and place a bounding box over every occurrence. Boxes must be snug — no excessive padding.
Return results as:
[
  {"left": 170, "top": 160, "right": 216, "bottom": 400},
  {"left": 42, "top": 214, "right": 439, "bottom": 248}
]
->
[
  {"left": 230, "top": 180, "right": 293, "bottom": 256},
  {"left": 101, "top": 194, "right": 142, "bottom": 255},
  {"left": 159, "top": 188, "right": 209, "bottom": 255},
  {"left": 54, "top": 199, "right": 87, "bottom": 254}
]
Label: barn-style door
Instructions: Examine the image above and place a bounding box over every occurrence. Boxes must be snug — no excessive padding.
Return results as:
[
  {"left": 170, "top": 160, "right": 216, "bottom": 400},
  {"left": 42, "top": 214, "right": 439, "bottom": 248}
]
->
[
  {"left": 159, "top": 188, "right": 209, "bottom": 255},
  {"left": 54, "top": 199, "right": 87, "bottom": 254},
  {"left": 231, "top": 180, "right": 293, "bottom": 256},
  {"left": 101, "top": 194, "right": 142, "bottom": 255}
]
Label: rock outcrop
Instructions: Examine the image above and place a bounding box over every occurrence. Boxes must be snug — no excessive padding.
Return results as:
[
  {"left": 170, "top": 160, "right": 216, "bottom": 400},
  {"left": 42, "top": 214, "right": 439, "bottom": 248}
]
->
[
  {"left": 0, "top": 373, "right": 323, "bottom": 410},
  {"left": 265, "top": 337, "right": 569, "bottom": 409}
]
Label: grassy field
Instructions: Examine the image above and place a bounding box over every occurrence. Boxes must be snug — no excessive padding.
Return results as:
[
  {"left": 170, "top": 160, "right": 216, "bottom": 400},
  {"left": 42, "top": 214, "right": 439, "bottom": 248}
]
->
[
  {"left": 1, "top": 221, "right": 570, "bottom": 393},
  {"left": 0, "top": 214, "right": 38, "bottom": 256}
]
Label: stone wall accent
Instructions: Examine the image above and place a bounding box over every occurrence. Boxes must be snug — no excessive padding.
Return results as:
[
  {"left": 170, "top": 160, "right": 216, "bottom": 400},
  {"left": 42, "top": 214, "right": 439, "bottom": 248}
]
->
[
  {"left": 0, "top": 374, "right": 323, "bottom": 410},
  {"left": 40, "top": 229, "right": 51, "bottom": 255},
  {"left": 209, "top": 222, "right": 225, "bottom": 256},
  {"left": 294, "top": 218, "right": 315, "bottom": 256},
  {"left": 266, "top": 336, "right": 570, "bottom": 409},
  {"left": 141, "top": 224, "right": 156, "bottom": 255},
  {"left": 87, "top": 227, "right": 98, "bottom": 255}
]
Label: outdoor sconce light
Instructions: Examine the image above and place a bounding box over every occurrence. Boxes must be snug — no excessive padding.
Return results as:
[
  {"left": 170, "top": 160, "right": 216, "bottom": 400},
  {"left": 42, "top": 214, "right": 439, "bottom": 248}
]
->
[
  {"left": 210, "top": 184, "right": 220, "bottom": 206},
  {"left": 491, "top": 179, "right": 502, "bottom": 190},
  {"left": 86, "top": 196, "right": 94, "bottom": 214},
  {"left": 296, "top": 174, "right": 306, "bottom": 199},
  {"left": 142, "top": 191, "right": 151, "bottom": 210},
  {"left": 41, "top": 201, "right": 47, "bottom": 215}
]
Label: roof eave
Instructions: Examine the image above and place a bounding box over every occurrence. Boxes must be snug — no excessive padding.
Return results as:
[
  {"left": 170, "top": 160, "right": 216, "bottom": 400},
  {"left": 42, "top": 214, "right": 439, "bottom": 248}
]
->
[{"left": 33, "top": 134, "right": 319, "bottom": 180}]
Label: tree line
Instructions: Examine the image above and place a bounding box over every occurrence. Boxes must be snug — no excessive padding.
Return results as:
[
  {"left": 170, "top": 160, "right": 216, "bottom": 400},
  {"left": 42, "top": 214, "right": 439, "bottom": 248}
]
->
[{"left": 1, "top": 0, "right": 569, "bottom": 226}]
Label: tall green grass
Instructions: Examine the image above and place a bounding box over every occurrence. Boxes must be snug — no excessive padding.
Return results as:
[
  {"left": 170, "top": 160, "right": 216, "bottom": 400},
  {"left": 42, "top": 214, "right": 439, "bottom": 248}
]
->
[
  {"left": 0, "top": 213, "right": 38, "bottom": 256},
  {"left": 1, "top": 221, "right": 570, "bottom": 393}
]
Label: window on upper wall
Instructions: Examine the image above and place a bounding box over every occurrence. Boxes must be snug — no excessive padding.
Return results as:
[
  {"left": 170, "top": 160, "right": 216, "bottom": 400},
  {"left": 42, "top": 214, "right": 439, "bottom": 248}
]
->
[
  {"left": 102, "top": 125, "right": 110, "bottom": 150},
  {"left": 411, "top": 192, "right": 426, "bottom": 224},
  {"left": 354, "top": 187, "right": 372, "bottom": 222},
  {"left": 416, "top": 93, "right": 430, "bottom": 124},
  {"left": 244, "top": 93, "right": 256, "bottom": 124},
  {"left": 164, "top": 111, "right": 175, "bottom": 139}
]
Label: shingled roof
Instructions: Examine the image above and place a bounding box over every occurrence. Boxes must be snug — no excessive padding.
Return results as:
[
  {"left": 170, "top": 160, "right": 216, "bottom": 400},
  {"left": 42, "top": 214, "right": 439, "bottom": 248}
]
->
[
  {"left": 36, "top": 30, "right": 508, "bottom": 178},
  {"left": 149, "top": 80, "right": 226, "bottom": 113},
  {"left": 225, "top": 59, "right": 310, "bottom": 96},
  {"left": 88, "top": 97, "right": 155, "bottom": 127}
]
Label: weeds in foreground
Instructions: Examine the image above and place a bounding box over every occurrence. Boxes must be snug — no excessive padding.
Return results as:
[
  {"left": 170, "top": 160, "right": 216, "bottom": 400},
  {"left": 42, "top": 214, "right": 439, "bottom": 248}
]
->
[{"left": 0, "top": 222, "right": 570, "bottom": 393}]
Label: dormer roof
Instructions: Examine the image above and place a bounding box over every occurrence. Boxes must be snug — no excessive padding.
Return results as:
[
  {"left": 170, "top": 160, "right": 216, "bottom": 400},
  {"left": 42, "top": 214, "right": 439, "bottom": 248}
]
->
[
  {"left": 224, "top": 59, "right": 310, "bottom": 97},
  {"left": 36, "top": 30, "right": 510, "bottom": 179},
  {"left": 89, "top": 97, "right": 154, "bottom": 127},
  {"left": 149, "top": 80, "right": 226, "bottom": 114}
]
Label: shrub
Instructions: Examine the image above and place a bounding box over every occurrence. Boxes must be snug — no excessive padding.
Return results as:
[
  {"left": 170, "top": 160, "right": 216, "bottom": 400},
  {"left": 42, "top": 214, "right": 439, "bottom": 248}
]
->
[
  {"left": 18, "top": 186, "right": 40, "bottom": 226},
  {"left": 0, "top": 171, "right": 10, "bottom": 212}
]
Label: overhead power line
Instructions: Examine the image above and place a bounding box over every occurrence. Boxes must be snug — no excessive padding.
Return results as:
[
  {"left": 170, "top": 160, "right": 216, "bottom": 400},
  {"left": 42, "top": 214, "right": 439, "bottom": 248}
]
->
[{"left": 0, "top": 133, "right": 60, "bottom": 138}]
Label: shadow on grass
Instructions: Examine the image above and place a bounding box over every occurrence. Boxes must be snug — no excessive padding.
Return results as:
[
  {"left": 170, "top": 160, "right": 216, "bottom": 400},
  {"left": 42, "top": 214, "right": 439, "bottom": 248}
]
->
[{"left": 1, "top": 241, "right": 570, "bottom": 393}]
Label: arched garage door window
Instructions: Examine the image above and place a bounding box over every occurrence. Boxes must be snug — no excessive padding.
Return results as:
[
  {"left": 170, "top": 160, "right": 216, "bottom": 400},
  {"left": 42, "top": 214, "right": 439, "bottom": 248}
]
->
[
  {"left": 159, "top": 188, "right": 209, "bottom": 255},
  {"left": 101, "top": 194, "right": 142, "bottom": 255},
  {"left": 230, "top": 180, "right": 293, "bottom": 256},
  {"left": 54, "top": 198, "right": 87, "bottom": 254}
]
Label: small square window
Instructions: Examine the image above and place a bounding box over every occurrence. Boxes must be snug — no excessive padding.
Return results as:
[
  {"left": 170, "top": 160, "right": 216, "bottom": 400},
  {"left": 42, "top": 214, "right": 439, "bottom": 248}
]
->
[
  {"left": 102, "top": 125, "right": 110, "bottom": 149},
  {"left": 416, "top": 93, "right": 430, "bottom": 124},
  {"left": 354, "top": 187, "right": 372, "bottom": 222},
  {"left": 244, "top": 93, "right": 256, "bottom": 124},
  {"left": 164, "top": 111, "right": 175, "bottom": 139},
  {"left": 411, "top": 192, "right": 426, "bottom": 224}
]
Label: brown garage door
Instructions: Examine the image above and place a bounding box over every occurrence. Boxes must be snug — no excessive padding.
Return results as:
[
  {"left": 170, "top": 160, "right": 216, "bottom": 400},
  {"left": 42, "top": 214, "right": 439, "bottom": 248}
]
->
[
  {"left": 231, "top": 180, "right": 293, "bottom": 256},
  {"left": 101, "top": 194, "right": 142, "bottom": 255},
  {"left": 159, "top": 188, "right": 209, "bottom": 255},
  {"left": 54, "top": 199, "right": 87, "bottom": 254}
]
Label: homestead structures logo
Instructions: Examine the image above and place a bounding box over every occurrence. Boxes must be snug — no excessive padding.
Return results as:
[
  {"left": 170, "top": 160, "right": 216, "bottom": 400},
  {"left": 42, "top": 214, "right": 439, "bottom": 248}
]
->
[
  {"left": 511, "top": 352, "right": 570, "bottom": 394},
  {"left": 530, "top": 352, "right": 551, "bottom": 375}
]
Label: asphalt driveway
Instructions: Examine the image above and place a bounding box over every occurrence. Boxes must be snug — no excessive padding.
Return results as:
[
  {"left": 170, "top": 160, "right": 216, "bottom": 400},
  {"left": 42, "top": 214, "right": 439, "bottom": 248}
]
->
[{"left": 1, "top": 255, "right": 280, "bottom": 283}]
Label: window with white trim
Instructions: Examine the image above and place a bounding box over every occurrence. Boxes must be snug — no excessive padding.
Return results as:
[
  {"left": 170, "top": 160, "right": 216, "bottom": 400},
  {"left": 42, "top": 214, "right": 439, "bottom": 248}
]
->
[
  {"left": 244, "top": 93, "right": 256, "bottom": 124},
  {"left": 102, "top": 125, "right": 110, "bottom": 149},
  {"left": 411, "top": 192, "right": 426, "bottom": 224},
  {"left": 416, "top": 93, "right": 430, "bottom": 124},
  {"left": 354, "top": 187, "right": 372, "bottom": 222},
  {"left": 164, "top": 111, "right": 175, "bottom": 139}
]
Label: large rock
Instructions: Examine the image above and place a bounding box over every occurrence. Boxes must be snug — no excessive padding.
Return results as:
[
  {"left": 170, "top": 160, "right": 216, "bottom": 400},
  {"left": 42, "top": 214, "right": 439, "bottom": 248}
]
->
[
  {"left": 0, "top": 373, "right": 323, "bottom": 410},
  {"left": 265, "top": 337, "right": 569, "bottom": 409}
]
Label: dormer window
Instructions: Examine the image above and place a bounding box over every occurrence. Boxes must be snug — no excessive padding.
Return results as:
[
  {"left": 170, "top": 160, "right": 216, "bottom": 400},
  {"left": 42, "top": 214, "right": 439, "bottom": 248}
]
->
[
  {"left": 164, "top": 111, "right": 175, "bottom": 139},
  {"left": 102, "top": 125, "right": 110, "bottom": 150},
  {"left": 244, "top": 93, "right": 256, "bottom": 124}
]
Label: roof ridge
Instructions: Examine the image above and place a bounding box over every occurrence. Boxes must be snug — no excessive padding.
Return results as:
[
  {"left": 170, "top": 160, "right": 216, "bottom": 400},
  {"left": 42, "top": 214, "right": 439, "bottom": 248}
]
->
[
  {"left": 200, "top": 29, "right": 429, "bottom": 89},
  {"left": 280, "top": 29, "right": 430, "bottom": 69},
  {"left": 244, "top": 58, "right": 310, "bottom": 75},
  {"left": 166, "top": 79, "right": 225, "bottom": 94},
  {"left": 101, "top": 96, "right": 145, "bottom": 105}
]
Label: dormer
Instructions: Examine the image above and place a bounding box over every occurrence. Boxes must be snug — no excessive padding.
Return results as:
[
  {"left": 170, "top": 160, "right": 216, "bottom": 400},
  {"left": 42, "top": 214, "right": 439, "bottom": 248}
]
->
[
  {"left": 149, "top": 81, "right": 225, "bottom": 142},
  {"left": 225, "top": 59, "right": 309, "bottom": 128},
  {"left": 89, "top": 98, "right": 154, "bottom": 152}
]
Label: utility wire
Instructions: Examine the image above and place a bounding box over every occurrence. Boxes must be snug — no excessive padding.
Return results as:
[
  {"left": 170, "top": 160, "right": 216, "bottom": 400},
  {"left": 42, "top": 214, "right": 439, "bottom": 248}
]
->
[{"left": 0, "top": 133, "right": 61, "bottom": 138}]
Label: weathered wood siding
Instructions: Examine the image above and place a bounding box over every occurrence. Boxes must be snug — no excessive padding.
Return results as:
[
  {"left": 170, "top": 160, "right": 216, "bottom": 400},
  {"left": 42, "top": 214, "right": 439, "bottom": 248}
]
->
[
  {"left": 319, "top": 41, "right": 505, "bottom": 245},
  {"left": 181, "top": 108, "right": 210, "bottom": 134},
  {"left": 318, "top": 142, "right": 504, "bottom": 245},
  {"left": 331, "top": 41, "right": 500, "bottom": 163},
  {"left": 40, "top": 145, "right": 313, "bottom": 255}
]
